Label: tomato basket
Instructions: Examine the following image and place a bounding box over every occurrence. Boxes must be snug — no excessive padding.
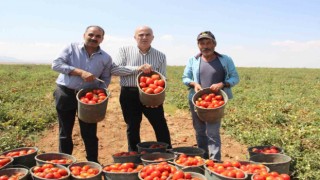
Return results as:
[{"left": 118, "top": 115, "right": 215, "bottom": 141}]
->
[
  {"left": 192, "top": 88, "right": 228, "bottom": 123},
  {"left": 249, "top": 153, "right": 291, "bottom": 174},
  {"left": 136, "top": 141, "right": 169, "bottom": 153},
  {"left": 0, "top": 167, "right": 30, "bottom": 180},
  {"left": 173, "top": 156, "right": 205, "bottom": 175},
  {"left": 0, "top": 157, "right": 14, "bottom": 170},
  {"left": 0, "top": 147, "right": 38, "bottom": 168},
  {"left": 103, "top": 163, "right": 142, "bottom": 180},
  {"left": 140, "top": 152, "right": 175, "bottom": 165},
  {"left": 76, "top": 88, "right": 110, "bottom": 123},
  {"left": 168, "top": 146, "right": 205, "bottom": 158},
  {"left": 247, "top": 145, "right": 284, "bottom": 158},
  {"left": 112, "top": 152, "right": 142, "bottom": 164},
  {"left": 167, "top": 171, "right": 207, "bottom": 180},
  {"left": 35, "top": 152, "right": 77, "bottom": 167},
  {"left": 136, "top": 70, "right": 166, "bottom": 107},
  {"left": 30, "top": 163, "right": 70, "bottom": 180},
  {"left": 68, "top": 161, "right": 102, "bottom": 180},
  {"left": 204, "top": 164, "right": 248, "bottom": 180}
]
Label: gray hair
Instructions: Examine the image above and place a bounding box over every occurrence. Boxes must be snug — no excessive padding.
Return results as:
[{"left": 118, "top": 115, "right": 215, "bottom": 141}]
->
[{"left": 85, "top": 25, "right": 105, "bottom": 36}]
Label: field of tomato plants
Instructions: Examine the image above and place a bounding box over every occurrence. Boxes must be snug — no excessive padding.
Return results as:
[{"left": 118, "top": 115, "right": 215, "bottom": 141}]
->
[{"left": 0, "top": 64, "right": 319, "bottom": 179}]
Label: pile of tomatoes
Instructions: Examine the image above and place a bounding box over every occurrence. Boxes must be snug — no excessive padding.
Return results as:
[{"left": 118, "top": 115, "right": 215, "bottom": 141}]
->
[
  {"left": 103, "top": 162, "right": 143, "bottom": 173},
  {"left": 139, "top": 162, "right": 177, "bottom": 180},
  {"left": 205, "top": 160, "right": 246, "bottom": 179},
  {"left": 194, "top": 92, "right": 225, "bottom": 109},
  {"left": 252, "top": 171, "right": 290, "bottom": 180},
  {"left": 69, "top": 164, "right": 100, "bottom": 178},
  {"left": 139, "top": 74, "right": 165, "bottom": 94},
  {"left": 0, "top": 172, "right": 26, "bottom": 180},
  {"left": 113, "top": 151, "right": 139, "bottom": 157},
  {"left": 170, "top": 170, "right": 202, "bottom": 180},
  {"left": 174, "top": 153, "right": 204, "bottom": 167},
  {"left": 1, "top": 148, "right": 36, "bottom": 158},
  {"left": 251, "top": 146, "right": 281, "bottom": 154},
  {"left": 0, "top": 157, "right": 12, "bottom": 169},
  {"left": 32, "top": 163, "right": 69, "bottom": 179},
  {"left": 46, "top": 158, "right": 73, "bottom": 165},
  {"left": 79, "top": 89, "right": 107, "bottom": 104}
]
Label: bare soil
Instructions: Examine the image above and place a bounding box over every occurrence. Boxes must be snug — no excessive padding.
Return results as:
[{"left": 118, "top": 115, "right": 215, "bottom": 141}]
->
[{"left": 35, "top": 77, "right": 248, "bottom": 165}]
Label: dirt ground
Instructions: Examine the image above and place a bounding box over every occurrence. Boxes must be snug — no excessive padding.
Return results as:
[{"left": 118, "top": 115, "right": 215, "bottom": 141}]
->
[{"left": 35, "top": 77, "right": 248, "bottom": 165}]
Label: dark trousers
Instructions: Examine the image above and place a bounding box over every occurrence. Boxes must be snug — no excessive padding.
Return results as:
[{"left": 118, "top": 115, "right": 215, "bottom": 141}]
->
[
  {"left": 120, "top": 87, "right": 172, "bottom": 151},
  {"left": 53, "top": 85, "right": 98, "bottom": 162}
]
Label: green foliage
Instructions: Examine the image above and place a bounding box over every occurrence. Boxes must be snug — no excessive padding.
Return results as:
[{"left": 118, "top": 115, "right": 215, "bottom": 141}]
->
[
  {"left": 0, "top": 64, "right": 58, "bottom": 150},
  {"left": 166, "top": 66, "right": 320, "bottom": 179},
  {"left": 1, "top": 64, "right": 319, "bottom": 179}
]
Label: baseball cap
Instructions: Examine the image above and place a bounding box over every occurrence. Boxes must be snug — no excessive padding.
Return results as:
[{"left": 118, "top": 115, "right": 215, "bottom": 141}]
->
[{"left": 197, "top": 31, "right": 215, "bottom": 41}]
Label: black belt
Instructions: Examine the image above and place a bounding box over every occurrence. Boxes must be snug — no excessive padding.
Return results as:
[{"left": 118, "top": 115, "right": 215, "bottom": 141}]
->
[
  {"left": 57, "top": 84, "right": 78, "bottom": 94},
  {"left": 121, "top": 86, "right": 138, "bottom": 91}
]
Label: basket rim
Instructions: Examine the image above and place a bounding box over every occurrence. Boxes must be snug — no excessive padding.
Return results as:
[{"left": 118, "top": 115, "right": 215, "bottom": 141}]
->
[
  {"left": 35, "top": 152, "right": 77, "bottom": 164},
  {"left": 76, "top": 88, "right": 110, "bottom": 105},
  {"left": 204, "top": 164, "right": 248, "bottom": 179},
  {"left": 0, "top": 157, "right": 14, "bottom": 170},
  {"left": 102, "top": 163, "right": 141, "bottom": 174},
  {"left": 192, "top": 88, "right": 228, "bottom": 110},
  {"left": 0, "top": 147, "right": 38, "bottom": 157},
  {"left": 136, "top": 70, "right": 166, "bottom": 95}
]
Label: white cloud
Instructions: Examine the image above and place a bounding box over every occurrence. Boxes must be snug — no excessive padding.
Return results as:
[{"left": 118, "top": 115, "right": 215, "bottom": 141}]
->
[{"left": 271, "top": 39, "right": 320, "bottom": 52}]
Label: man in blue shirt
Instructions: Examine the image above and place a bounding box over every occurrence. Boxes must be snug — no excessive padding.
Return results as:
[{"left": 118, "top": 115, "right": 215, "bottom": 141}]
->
[
  {"left": 52, "top": 25, "right": 113, "bottom": 163},
  {"left": 182, "top": 31, "right": 239, "bottom": 160}
]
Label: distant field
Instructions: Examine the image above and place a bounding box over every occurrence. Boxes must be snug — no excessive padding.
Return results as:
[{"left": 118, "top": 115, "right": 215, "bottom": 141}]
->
[{"left": 0, "top": 64, "right": 319, "bottom": 179}]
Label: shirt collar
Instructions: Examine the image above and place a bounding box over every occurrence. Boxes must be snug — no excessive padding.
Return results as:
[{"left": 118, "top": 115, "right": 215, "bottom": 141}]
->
[
  {"left": 138, "top": 46, "right": 153, "bottom": 55},
  {"left": 79, "top": 43, "right": 103, "bottom": 54},
  {"left": 195, "top": 51, "right": 221, "bottom": 59}
]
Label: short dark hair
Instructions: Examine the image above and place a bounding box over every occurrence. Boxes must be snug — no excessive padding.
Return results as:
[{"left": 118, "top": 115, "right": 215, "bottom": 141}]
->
[{"left": 85, "top": 25, "right": 105, "bottom": 36}]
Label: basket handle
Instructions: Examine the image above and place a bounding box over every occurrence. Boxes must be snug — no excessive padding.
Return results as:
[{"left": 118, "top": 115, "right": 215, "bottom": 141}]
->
[{"left": 96, "top": 78, "right": 106, "bottom": 86}]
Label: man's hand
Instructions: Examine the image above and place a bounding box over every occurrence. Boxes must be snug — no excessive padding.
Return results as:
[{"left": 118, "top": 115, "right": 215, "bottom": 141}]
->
[
  {"left": 138, "top": 63, "right": 152, "bottom": 74},
  {"left": 70, "top": 68, "right": 96, "bottom": 82},
  {"left": 210, "top": 82, "right": 224, "bottom": 92},
  {"left": 190, "top": 82, "right": 202, "bottom": 92},
  {"left": 81, "top": 71, "right": 96, "bottom": 82}
]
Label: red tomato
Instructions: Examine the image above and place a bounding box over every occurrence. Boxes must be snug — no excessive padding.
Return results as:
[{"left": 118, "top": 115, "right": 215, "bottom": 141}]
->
[
  {"left": 154, "top": 87, "right": 164, "bottom": 94},
  {"left": 157, "top": 80, "right": 165, "bottom": 87},
  {"left": 148, "top": 84, "right": 158, "bottom": 89},
  {"left": 85, "top": 92, "right": 94, "bottom": 99},
  {"left": 146, "top": 78, "right": 154, "bottom": 85},
  {"left": 280, "top": 174, "right": 290, "bottom": 180},
  {"left": 88, "top": 100, "right": 96, "bottom": 104},
  {"left": 145, "top": 88, "right": 154, "bottom": 94},
  {"left": 151, "top": 74, "right": 160, "bottom": 80},
  {"left": 215, "top": 95, "right": 223, "bottom": 100},
  {"left": 140, "top": 76, "right": 147, "bottom": 83},
  {"left": 236, "top": 171, "right": 245, "bottom": 178},
  {"left": 44, "top": 173, "right": 54, "bottom": 179},
  {"left": 172, "top": 171, "right": 184, "bottom": 180},
  {"left": 0, "top": 175, "right": 8, "bottom": 180},
  {"left": 99, "top": 96, "right": 107, "bottom": 100},
  {"left": 139, "top": 82, "right": 147, "bottom": 88}
]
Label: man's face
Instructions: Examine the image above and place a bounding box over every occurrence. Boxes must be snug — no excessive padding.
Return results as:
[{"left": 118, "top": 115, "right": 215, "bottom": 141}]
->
[
  {"left": 134, "top": 27, "right": 154, "bottom": 49},
  {"left": 83, "top": 27, "right": 104, "bottom": 48},
  {"left": 198, "top": 38, "right": 216, "bottom": 57}
]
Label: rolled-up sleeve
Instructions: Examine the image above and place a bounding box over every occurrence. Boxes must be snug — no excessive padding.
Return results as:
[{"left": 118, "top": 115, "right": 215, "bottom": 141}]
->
[{"left": 182, "top": 58, "right": 194, "bottom": 87}]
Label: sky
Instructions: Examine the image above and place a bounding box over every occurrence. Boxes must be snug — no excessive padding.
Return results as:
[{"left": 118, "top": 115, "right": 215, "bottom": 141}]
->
[{"left": 0, "top": 0, "right": 319, "bottom": 68}]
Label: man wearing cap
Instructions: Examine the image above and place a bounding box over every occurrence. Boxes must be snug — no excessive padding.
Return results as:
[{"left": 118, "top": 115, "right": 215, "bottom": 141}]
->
[{"left": 182, "top": 31, "right": 240, "bottom": 160}]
